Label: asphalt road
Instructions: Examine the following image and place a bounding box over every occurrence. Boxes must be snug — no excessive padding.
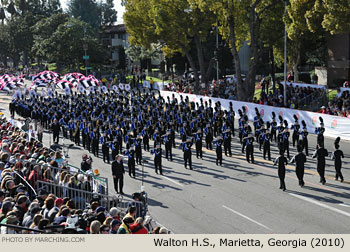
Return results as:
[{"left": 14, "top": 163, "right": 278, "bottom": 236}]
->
[{"left": 1, "top": 91, "right": 350, "bottom": 234}]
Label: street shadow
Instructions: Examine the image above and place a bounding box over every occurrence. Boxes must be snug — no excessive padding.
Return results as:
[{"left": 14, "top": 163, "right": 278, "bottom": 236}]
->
[{"left": 287, "top": 189, "right": 345, "bottom": 204}]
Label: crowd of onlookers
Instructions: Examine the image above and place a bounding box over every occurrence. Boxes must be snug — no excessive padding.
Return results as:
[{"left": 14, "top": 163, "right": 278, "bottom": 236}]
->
[
  {"left": 0, "top": 115, "right": 168, "bottom": 234},
  {"left": 318, "top": 90, "right": 350, "bottom": 117},
  {"left": 164, "top": 78, "right": 236, "bottom": 99}
]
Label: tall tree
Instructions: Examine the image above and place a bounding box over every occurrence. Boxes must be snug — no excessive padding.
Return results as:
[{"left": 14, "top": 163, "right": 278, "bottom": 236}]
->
[
  {"left": 68, "top": 0, "right": 117, "bottom": 29},
  {"left": 195, "top": 0, "right": 282, "bottom": 101},
  {"left": 124, "top": 0, "right": 215, "bottom": 94}
]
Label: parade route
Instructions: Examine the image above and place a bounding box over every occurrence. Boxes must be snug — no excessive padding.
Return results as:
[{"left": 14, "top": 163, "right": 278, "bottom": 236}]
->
[{"left": 1, "top": 91, "right": 350, "bottom": 234}]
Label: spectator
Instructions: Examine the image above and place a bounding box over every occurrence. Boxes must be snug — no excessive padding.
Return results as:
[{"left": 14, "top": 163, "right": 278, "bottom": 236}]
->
[
  {"left": 124, "top": 206, "right": 136, "bottom": 221},
  {"left": 1, "top": 212, "right": 19, "bottom": 234},
  {"left": 29, "top": 214, "right": 43, "bottom": 233},
  {"left": 90, "top": 220, "right": 101, "bottom": 234},
  {"left": 110, "top": 219, "right": 121, "bottom": 234},
  {"left": 129, "top": 217, "right": 148, "bottom": 234},
  {"left": 81, "top": 154, "right": 92, "bottom": 172},
  {"left": 13, "top": 195, "right": 28, "bottom": 225},
  {"left": 117, "top": 216, "right": 134, "bottom": 234}
]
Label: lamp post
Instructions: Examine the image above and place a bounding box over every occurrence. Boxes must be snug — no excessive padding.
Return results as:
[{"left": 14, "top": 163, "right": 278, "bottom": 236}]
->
[
  {"left": 216, "top": 19, "right": 219, "bottom": 81},
  {"left": 83, "top": 25, "right": 88, "bottom": 77},
  {"left": 283, "top": 0, "right": 287, "bottom": 107}
]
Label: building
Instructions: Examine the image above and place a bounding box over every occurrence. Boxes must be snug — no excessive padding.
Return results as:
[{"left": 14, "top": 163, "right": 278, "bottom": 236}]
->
[
  {"left": 327, "top": 34, "right": 350, "bottom": 88},
  {"left": 100, "top": 24, "right": 129, "bottom": 69}
]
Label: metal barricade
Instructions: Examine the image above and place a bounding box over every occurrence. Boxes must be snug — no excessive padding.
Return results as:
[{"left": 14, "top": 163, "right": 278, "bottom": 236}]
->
[
  {"left": 66, "top": 163, "right": 109, "bottom": 195},
  {"left": 36, "top": 180, "right": 128, "bottom": 213}
]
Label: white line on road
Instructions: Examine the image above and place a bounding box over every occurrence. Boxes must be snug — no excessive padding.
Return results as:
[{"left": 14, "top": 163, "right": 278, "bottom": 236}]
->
[
  {"left": 338, "top": 203, "right": 350, "bottom": 208},
  {"left": 222, "top": 205, "right": 273, "bottom": 232},
  {"left": 162, "top": 176, "right": 184, "bottom": 187},
  {"left": 289, "top": 193, "right": 350, "bottom": 217}
]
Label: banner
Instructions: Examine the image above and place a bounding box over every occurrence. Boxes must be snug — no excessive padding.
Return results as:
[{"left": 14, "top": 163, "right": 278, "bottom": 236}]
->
[
  {"left": 281, "top": 81, "right": 326, "bottom": 90},
  {"left": 337, "top": 87, "right": 350, "bottom": 97},
  {"left": 160, "top": 91, "right": 350, "bottom": 140}
]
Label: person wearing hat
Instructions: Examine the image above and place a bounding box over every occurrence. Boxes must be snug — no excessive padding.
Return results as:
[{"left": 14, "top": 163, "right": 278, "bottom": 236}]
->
[
  {"left": 299, "top": 120, "right": 309, "bottom": 156},
  {"left": 110, "top": 218, "right": 122, "bottom": 234},
  {"left": 135, "top": 135, "right": 143, "bottom": 165},
  {"left": 47, "top": 197, "right": 64, "bottom": 223},
  {"left": 262, "top": 129, "right": 271, "bottom": 161},
  {"left": 51, "top": 118, "right": 60, "bottom": 144},
  {"left": 91, "top": 128, "right": 99, "bottom": 157},
  {"left": 101, "top": 132, "right": 110, "bottom": 164},
  {"left": 243, "top": 133, "right": 255, "bottom": 163},
  {"left": 13, "top": 195, "right": 28, "bottom": 225},
  {"left": 223, "top": 129, "right": 232, "bottom": 157},
  {"left": 290, "top": 143, "right": 307, "bottom": 187},
  {"left": 273, "top": 149, "right": 288, "bottom": 191},
  {"left": 214, "top": 137, "right": 223, "bottom": 166},
  {"left": 124, "top": 146, "right": 136, "bottom": 178},
  {"left": 291, "top": 115, "right": 300, "bottom": 147},
  {"left": 204, "top": 123, "right": 213, "bottom": 150},
  {"left": 1, "top": 212, "right": 19, "bottom": 234},
  {"left": 111, "top": 155, "right": 125, "bottom": 195},
  {"left": 312, "top": 144, "right": 328, "bottom": 185},
  {"left": 117, "top": 216, "right": 134, "bottom": 234},
  {"left": 315, "top": 117, "right": 325, "bottom": 148},
  {"left": 182, "top": 138, "right": 193, "bottom": 170},
  {"left": 152, "top": 144, "right": 163, "bottom": 175},
  {"left": 270, "top": 112, "right": 278, "bottom": 142},
  {"left": 331, "top": 139, "right": 344, "bottom": 182},
  {"left": 163, "top": 132, "right": 172, "bottom": 161},
  {"left": 141, "top": 127, "right": 150, "bottom": 152},
  {"left": 194, "top": 129, "right": 203, "bottom": 159}
]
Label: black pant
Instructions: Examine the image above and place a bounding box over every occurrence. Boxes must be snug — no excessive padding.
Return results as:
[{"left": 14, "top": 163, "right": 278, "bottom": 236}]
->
[
  {"left": 246, "top": 145, "right": 254, "bottom": 163},
  {"left": 136, "top": 154, "right": 142, "bottom": 165},
  {"left": 283, "top": 141, "right": 290, "bottom": 159},
  {"left": 335, "top": 162, "right": 344, "bottom": 181},
  {"left": 196, "top": 143, "right": 202, "bottom": 158},
  {"left": 128, "top": 160, "right": 136, "bottom": 177},
  {"left": 206, "top": 140, "right": 212, "bottom": 150},
  {"left": 143, "top": 141, "right": 149, "bottom": 151},
  {"left": 103, "top": 151, "right": 110, "bottom": 163},
  {"left": 165, "top": 147, "right": 172, "bottom": 161},
  {"left": 155, "top": 158, "right": 162, "bottom": 174},
  {"left": 296, "top": 169, "right": 304, "bottom": 186},
  {"left": 278, "top": 168, "right": 286, "bottom": 190},
  {"left": 303, "top": 140, "right": 308, "bottom": 156},
  {"left": 242, "top": 141, "right": 246, "bottom": 153},
  {"left": 263, "top": 143, "right": 271, "bottom": 160},
  {"left": 216, "top": 153, "right": 222, "bottom": 166},
  {"left": 317, "top": 164, "right": 326, "bottom": 183},
  {"left": 75, "top": 133, "right": 80, "bottom": 146},
  {"left": 292, "top": 133, "right": 299, "bottom": 147},
  {"left": 113, "top": 176, "right": 124, "bottom": 193},
  {"left": 184, "top": 152, "right": 192, "bottom": 169},
  {"left": 53, "top": 133, "right": 59, "bottom": 144},
  {"left": 224, "top": 143, "right": 231, "bottom": 156}
]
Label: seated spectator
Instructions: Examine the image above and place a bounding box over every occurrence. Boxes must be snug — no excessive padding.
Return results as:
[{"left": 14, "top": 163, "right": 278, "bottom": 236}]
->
[
  {"left": 117, "top": 216, "right": 134, "bottom": 234},
  {"left": 129, "top": 217, "right": 148, "bottom": 234}
]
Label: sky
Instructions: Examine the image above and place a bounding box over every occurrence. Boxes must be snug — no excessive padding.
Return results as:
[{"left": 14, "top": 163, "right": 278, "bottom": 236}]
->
[{"left": 60, "top": 0, "right": 125, "bottom": 24}]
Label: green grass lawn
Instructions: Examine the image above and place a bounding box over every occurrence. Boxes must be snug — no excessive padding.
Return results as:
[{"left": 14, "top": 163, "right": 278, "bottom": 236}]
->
[
  {"left": 328, "top": 89, "right": 338, "bottom": 101},
  {"left": 126, "top": 75, "right": 171, "bottom": 83}
]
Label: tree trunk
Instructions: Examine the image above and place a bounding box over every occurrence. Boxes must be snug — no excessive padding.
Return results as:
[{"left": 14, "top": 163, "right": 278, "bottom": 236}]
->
[
  {"left": 181, "top": 43, "right": 200, "bottom": 94},
  {"left": 270, "top": 46, "right": 276, "bottom": 93},
  {"left": 147, "top": 58, "right": 152, "bottom": 74},
  {"left": 292, "top": 40, "right": 301, "bottom": 82},
  {"left": 243, "top": 7, "right": 261, "bottom": 102},
  {"left": 228, "top": 16, "right": 244, "bottom": 101},
  {"left": 194, "top": 34, "right": 207, "bottom": 93}
]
